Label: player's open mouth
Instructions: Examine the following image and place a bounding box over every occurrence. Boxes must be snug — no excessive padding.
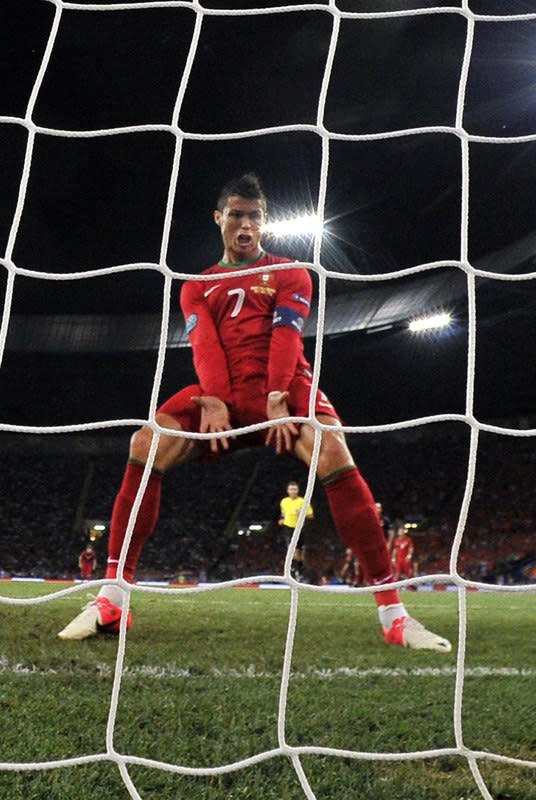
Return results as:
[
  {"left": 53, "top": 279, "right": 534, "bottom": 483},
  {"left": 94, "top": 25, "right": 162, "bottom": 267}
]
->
[{"left": 237, "top": 234, "right": 252, "bottom": 246}]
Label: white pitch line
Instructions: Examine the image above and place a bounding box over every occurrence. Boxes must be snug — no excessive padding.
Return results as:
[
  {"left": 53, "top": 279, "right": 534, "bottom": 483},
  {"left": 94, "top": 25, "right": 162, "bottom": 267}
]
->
[
  {"left": 0, "top": 656, "right": 534, "bottom": 680},
  {"left": 98, "top": 664, "right": 536, "bottom": 679}
]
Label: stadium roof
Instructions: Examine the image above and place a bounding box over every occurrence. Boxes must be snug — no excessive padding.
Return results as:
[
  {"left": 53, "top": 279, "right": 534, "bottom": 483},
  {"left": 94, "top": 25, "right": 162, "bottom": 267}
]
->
[{"left": 6, "top": 232, "right": 535, "bottom": 353}]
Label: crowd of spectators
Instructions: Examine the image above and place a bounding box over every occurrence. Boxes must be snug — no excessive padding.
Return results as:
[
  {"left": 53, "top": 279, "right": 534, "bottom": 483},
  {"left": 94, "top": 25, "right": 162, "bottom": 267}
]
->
[{"left": 1, "top": 420, "right": 534, "bottom": 585}]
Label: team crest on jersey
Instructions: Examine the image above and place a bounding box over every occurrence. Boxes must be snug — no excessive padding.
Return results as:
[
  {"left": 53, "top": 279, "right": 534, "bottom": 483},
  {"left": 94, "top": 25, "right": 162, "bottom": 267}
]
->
[{"left": 251, "top": 271, "right": 276, "bottom": 296}]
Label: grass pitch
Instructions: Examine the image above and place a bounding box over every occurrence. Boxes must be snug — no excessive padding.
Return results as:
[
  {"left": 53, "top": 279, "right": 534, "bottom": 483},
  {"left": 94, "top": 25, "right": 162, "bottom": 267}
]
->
[{"left": 0, "top": 581, "right": 535, "bottom": 800}]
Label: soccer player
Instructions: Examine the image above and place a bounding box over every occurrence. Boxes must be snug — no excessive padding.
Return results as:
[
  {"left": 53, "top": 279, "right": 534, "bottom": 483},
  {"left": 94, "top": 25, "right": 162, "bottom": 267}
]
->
[
  {"left": 78, "top": 544, "right": 96, "bottom": 581},
  {"left": 340, "top": 547, "right": 364, "bottom": 587},
  {"left": 279, "top": 481, "right": 314, "bottom": 581},
  {"left": 59, "top": 173, "right": 451, "bottom": 652},
  {"left": 392, "top": 524, "right": 415, "bottom": 581},
  {"left": 376, "top": 501, "right": 395, "bottom": 552}
]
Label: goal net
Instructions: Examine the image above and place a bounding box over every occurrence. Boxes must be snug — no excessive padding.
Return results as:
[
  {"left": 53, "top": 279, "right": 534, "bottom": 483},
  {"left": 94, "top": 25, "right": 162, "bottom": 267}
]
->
[{"left": 1, "top": 2, "right": 535, "bottom": 799}]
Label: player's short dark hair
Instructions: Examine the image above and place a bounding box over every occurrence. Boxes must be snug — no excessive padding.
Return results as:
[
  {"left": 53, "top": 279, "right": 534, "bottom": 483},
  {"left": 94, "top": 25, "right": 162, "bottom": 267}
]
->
[
  {"left": 287, "top": 481, "right": 299, "bottom": 489},
  {"left": 216, "top": 173, "right": 267, "bottom": 212}
]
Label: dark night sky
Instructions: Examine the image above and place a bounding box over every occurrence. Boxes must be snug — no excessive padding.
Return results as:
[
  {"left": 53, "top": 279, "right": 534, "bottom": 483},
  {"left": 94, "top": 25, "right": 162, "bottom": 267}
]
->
[{"left": 1, "top": 0, "right": 535, "bottom": 427}]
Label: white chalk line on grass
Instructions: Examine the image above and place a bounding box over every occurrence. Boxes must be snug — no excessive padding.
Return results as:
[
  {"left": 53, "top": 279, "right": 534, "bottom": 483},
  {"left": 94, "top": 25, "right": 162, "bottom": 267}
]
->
[{"left": 1, "top": 656, "right": 534, "bottom": 680}]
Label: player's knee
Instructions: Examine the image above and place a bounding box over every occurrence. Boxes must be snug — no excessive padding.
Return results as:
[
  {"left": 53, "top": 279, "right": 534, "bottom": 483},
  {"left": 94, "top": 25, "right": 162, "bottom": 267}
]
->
[
  {"left": 129, "top": 426, "right": 154, "bottom": 462},
  {"left": 129, "top": 423, "right": 190, "bottom": 472},
  {"left": 316, "top": 429, "right": 352, "bottom": 476}
]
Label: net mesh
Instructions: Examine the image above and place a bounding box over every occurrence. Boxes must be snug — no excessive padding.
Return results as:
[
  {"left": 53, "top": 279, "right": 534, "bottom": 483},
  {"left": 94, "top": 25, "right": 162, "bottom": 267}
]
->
[{"left": 1, "top": 3, "right": 535, "bottom": 799}]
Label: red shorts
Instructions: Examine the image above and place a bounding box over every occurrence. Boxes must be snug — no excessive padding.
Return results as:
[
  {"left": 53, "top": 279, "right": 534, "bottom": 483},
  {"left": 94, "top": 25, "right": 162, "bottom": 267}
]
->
[
  {"left": 395, "top": 558, "right": 414, "bottom": 578},
  {"left": 80, "top": 567, "right": 93, "bottom": 578},
  {"left": 157, "top": 373, "right": 338, "bottom": 452}
]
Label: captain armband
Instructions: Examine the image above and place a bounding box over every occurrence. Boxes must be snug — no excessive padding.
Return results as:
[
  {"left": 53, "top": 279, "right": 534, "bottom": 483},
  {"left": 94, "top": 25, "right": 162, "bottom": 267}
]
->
[{"left": 272, "top": 305, "right": 305, "bottom": 333}]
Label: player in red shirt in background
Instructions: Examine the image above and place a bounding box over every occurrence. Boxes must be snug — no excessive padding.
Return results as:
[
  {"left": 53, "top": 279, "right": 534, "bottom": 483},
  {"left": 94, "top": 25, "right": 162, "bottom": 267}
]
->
[
  {"left": 392, "top": 525, "right": 415, "bottom": 581},
  {"left": 78, "top": 545, "right": 96, "bottom": 581},
  {"left": 340, "top": 547, "right": 364, "bottom": 587},
  {"left": 59, "top": 173, "right": 450, "bottom": 652}
]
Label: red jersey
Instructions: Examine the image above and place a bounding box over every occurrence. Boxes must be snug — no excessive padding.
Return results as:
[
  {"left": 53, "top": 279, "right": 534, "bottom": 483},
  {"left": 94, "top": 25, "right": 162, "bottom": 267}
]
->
[
  {"left": 180, "top": 252, "right": 313, "bottom": 404},
  {"left": 79, "top": 550, "right": 96, "bottom": 577},
  {"left": 393, "top": 535, "right": 413, "bottom": 563}
]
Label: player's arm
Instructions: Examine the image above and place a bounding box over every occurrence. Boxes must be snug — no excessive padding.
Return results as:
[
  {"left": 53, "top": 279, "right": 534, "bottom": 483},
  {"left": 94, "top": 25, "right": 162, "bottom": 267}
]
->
[
  {"left": 181, "top": 279, "right": 232, "bottom": 403},
  {"left": 265, "top": 267, "right": 312, "bottom": 453},
  {"left": 180, "top": 279, "right": 234, "bottom": 452},
  {"left": 267, "top": 266, "right": 312, "bottom": 392}
]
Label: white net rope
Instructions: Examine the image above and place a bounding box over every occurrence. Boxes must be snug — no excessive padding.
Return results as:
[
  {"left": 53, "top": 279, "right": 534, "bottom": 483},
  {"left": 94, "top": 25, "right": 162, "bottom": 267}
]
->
[{"left": 1, "top": 2, "right": 535, "bottom": 799}]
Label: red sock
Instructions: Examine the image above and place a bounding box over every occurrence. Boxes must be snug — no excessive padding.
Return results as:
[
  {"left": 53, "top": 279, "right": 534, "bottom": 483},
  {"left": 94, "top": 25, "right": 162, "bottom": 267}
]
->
[
  {"left": 105, "top": 462, "right": 163, "bottom": 583},
  {"left": 322, "top": 467, "right": 400, "bottom": 607}
]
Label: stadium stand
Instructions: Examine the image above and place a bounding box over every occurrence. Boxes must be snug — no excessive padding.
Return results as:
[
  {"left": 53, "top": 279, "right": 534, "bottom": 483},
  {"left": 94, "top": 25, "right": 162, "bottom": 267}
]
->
[{"left": 1, "top": 421, "right": 534, "bottom": 585}]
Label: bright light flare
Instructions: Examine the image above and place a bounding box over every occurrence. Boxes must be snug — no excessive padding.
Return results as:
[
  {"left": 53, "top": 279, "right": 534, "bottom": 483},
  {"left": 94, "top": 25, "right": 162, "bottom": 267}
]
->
[
  {"left": 408, "top": 312, "right": 452, "bottom": 333},
  {"left": 263, "top": 212, "right": 324, "bottom": 239}
]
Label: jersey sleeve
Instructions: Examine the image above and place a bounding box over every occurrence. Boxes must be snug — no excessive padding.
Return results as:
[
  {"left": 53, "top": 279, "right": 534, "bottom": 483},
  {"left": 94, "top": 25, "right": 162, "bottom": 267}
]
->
[
  {"left": 267, "top": 266, "right": 312, "bottom": 393},
  {"left": 180, "top": 278, "right": 233, "bottom": 404}
]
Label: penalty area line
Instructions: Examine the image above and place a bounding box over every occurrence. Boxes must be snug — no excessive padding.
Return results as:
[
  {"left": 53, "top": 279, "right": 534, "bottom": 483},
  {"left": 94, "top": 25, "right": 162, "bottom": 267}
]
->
[{"left": 1, "top": 657, "right": 535, "bottom": 680}]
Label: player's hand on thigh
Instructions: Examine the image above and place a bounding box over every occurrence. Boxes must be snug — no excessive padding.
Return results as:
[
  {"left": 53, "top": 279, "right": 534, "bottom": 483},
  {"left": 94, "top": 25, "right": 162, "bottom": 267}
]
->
[
  {"left": 265, "top": 391, "right": 299, "bottom": 454},
  {"left": 191, "top": 395, "right": 234, "bottom": 453}
]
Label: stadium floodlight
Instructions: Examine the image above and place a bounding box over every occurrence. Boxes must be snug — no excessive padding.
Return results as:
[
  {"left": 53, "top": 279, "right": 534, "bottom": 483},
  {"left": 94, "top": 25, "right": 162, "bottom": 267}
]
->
[
  {"left": 88, "top": 521, "right": 107, "bottom": 541},
  {"left": 263, "top": 212, "right": 324, "bottom": 239},
  {"left": 408, "top": 312, "right": 452, "bottom": 333}
]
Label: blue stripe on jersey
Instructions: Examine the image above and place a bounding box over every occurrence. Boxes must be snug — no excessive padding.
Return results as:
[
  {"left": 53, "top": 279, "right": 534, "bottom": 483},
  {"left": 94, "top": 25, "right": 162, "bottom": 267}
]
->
[
  {"left": 272, "top": 305, "right": 305, "bottom": 333},
  {"left": 292, "top": 292, "right": 310, "bottom": 307},
  {"left": 185, "top": 313, "right": 198, "bottom": 334}
]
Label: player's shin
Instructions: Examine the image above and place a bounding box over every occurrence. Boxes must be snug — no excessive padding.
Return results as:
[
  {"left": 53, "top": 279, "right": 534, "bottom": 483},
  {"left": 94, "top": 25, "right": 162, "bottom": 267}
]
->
[
  {"left": 105, "top": 461, "right": 163, "bottom": 584},
  {"left": 321, "top": 466, "right": 400, "bottom": 609}
]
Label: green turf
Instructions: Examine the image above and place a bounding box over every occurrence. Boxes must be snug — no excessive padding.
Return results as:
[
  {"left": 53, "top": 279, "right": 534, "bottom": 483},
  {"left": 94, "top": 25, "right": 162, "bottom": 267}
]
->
[{"left": 0, "top": 582, "right": 535, "bottom": 799}]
